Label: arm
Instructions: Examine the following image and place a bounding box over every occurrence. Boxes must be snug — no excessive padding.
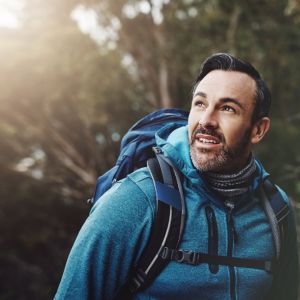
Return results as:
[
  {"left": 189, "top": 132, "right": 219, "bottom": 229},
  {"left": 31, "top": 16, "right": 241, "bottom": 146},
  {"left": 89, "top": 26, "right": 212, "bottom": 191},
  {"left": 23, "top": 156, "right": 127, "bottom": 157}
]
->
[{"left": 55, "top": 175, "right": 155, "bottom": 300}]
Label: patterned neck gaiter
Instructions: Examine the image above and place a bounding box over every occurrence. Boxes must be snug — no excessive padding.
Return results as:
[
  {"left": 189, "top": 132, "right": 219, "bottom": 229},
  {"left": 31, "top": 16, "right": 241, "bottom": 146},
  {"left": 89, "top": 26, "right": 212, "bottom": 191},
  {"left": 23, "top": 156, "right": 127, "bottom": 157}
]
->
[{"left": 203, "top": 155, "right": 257, "bottom": 199}]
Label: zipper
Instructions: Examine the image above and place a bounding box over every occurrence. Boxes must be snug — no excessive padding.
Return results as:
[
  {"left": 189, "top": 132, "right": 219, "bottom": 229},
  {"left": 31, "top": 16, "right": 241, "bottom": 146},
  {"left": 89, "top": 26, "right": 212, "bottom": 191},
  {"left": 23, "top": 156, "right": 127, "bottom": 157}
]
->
[
  {"left": 226, "top": 201, "right": 237, "bottom": 300},
  {"left": 205, "top": 206, "right": 219, "bottom": 274}
]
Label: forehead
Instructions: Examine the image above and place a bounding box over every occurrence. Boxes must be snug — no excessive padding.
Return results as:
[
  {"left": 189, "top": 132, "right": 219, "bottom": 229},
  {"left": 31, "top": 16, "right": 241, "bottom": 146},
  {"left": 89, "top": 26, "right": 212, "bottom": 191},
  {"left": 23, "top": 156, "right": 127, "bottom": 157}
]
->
[{"left": 194, "top": 70, "right": 256, "bottom": 105}]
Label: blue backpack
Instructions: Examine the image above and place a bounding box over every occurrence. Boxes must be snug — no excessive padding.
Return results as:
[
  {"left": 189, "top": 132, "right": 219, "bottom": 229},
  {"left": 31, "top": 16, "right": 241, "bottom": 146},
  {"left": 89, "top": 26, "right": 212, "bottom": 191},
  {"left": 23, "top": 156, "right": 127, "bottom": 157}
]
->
[
  {"left": 89, "top": 108, "right": 289, "bottom": 299},
  {"left": 89, "top": 108, "right": 189, "bottom": 205}
]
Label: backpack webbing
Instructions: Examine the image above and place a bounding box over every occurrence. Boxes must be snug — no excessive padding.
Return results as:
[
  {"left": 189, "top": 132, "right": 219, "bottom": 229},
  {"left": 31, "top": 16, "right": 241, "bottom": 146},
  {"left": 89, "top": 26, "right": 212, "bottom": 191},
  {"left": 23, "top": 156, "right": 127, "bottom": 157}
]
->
[
  {"left": 260, "top": 179, "right": 289, "bottom": 260},
  {"left": 160, "top": 247, "right": 275, "bottom": 272},
  {"left": 114, "top": 152, "right": 185, "bottom": 299}
]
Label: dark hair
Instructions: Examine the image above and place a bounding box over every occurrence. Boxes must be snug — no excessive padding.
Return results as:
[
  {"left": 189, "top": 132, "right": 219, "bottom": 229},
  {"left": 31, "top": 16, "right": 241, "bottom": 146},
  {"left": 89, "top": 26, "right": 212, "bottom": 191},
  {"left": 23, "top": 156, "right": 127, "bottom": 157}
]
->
[{"left": 193, "top": 53, "right": 271, "bottom": 123}]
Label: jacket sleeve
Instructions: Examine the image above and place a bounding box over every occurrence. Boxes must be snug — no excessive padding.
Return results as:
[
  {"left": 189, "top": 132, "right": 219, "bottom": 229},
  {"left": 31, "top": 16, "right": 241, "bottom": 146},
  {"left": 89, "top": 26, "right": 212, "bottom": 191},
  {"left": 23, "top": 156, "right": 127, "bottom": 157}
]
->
[
  {"left": 54, "top": 175, "right": 155, "bottom": 300},
  {"left": 267, "top": 195, "right": 299, "bottom": 300}
]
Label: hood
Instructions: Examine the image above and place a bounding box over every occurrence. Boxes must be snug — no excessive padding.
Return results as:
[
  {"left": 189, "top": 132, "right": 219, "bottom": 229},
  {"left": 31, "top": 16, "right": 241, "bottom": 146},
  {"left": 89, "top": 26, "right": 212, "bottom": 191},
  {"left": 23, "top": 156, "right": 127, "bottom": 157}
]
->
[{"left": 155, "top": 124, "right": 269, "bottom": 192}]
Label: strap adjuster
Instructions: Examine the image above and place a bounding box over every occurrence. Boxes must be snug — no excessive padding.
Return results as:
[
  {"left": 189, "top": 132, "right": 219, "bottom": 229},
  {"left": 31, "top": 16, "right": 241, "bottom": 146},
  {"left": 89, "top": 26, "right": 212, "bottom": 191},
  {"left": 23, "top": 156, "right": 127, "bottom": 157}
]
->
[
  {"left": 161, "top": 247, "right": 199, "bottom": 265},
  {"left": 175, "top": 250, "right": 199, "bottom": 265}
]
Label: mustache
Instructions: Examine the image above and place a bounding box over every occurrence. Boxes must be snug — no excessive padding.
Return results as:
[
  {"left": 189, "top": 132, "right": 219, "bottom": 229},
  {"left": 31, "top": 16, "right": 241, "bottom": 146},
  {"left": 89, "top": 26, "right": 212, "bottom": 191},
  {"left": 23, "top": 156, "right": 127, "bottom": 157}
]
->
[{"left": 192, "top": 126, "right": 225, "bottom": 143}]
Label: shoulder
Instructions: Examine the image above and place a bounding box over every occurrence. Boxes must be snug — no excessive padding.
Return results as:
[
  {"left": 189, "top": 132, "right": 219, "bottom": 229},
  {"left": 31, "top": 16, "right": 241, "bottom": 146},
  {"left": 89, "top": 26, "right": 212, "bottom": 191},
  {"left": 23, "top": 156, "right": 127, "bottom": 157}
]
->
[
  {"left": 89, "top": 167, "right": 156, "bottom": 231},
  {"left": 92, "top": 166, "right": 155, "bottom": 209}
]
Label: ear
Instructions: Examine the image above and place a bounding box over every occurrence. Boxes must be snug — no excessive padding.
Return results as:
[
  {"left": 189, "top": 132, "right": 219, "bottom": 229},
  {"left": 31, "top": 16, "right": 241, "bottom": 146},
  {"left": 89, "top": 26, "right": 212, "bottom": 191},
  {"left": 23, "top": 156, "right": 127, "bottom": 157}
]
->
[{"left": 250, "top": 117, "right": 270, "bottom": 145}]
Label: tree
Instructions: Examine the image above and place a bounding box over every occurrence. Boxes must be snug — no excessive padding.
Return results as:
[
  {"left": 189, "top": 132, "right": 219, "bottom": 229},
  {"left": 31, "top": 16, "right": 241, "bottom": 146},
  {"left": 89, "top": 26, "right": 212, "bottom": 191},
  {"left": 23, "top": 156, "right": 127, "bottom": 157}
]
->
[{"left": 0, "top": 0, "right": 299, "bottom": 298}]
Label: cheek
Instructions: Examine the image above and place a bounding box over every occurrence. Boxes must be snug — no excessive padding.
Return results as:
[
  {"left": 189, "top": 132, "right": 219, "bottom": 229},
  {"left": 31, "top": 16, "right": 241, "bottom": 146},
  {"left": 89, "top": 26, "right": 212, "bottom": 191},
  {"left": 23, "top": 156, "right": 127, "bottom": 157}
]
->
[
  {"left": 221, "top": 122, "right": 245, "bottom": 143},
  {"left": 225, "top": 127, "right": 247, "bottom": 145}
]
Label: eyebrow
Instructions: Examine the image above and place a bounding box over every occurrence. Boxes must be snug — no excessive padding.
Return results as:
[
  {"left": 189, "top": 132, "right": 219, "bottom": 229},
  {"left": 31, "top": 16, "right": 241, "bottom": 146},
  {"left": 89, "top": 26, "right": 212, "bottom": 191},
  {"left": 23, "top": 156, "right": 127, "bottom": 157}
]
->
[
  {"left": 194, "top": 92, "right": 207, "bottom": 98},
  {"left": 193, "top": 92, "right": 245, "bottom": 111},
  {"left": 220, "top": 98, "right": 245, "bottom": 110}
]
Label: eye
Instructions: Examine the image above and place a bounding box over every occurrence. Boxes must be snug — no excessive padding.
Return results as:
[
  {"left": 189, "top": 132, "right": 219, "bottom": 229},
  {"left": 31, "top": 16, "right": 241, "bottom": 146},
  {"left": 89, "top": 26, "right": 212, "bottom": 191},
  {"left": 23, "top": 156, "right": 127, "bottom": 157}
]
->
[
  {"left": 194, "top": 100, "right": 205, "bottom": 108},
  {"left": 222, "top": 105, "right": 236, "bottom": 113}
]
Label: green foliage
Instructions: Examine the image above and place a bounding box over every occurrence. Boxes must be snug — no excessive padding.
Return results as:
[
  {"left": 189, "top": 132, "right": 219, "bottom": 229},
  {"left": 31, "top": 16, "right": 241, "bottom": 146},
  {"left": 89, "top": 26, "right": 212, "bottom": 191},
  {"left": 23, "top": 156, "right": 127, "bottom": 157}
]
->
[{"left": 0, "top": 0, "right": 300, "bottom": 298}]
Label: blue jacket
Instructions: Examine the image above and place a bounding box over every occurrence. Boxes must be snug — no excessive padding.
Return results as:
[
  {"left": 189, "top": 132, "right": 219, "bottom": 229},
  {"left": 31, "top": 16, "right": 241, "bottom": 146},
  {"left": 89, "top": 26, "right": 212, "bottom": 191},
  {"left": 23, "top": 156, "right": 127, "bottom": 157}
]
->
[{"left": 55, "top": 125, "right": 299, "bottom": 300}]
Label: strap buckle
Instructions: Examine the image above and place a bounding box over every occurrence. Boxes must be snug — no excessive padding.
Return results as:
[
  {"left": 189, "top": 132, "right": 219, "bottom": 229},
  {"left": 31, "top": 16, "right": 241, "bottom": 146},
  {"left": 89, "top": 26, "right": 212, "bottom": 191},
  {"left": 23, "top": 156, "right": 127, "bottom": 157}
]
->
[
  {"left": 161, "top": 247, "right": 199, "bottom": 265},
  {"left": 160, "top": 247, "right": 200, "bottom": 265},
  {"left": 176, "top": 250, "right": 199, "bottom": 265}
]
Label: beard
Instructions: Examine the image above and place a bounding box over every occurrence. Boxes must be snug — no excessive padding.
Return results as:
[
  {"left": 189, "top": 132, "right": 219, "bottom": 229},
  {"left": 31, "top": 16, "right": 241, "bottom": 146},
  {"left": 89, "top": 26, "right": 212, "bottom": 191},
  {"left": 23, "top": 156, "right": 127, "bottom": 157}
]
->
[{"left": 190, "top": 125, "right": 252, "bottom": 173}]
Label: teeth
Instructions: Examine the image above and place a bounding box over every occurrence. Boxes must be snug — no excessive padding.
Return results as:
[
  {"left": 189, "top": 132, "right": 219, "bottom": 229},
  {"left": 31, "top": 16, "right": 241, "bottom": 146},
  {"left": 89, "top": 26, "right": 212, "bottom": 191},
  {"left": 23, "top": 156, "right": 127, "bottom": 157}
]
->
[{"left": 199, "top": 138, "right": 218, "bottom": 144}]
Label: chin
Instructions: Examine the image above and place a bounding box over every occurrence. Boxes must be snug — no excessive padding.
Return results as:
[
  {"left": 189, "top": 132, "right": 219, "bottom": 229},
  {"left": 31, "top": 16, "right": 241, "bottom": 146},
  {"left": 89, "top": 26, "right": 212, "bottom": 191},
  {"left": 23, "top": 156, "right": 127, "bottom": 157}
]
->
[{"left": 190, "top": 150, "right": 226, "bottom": 172}]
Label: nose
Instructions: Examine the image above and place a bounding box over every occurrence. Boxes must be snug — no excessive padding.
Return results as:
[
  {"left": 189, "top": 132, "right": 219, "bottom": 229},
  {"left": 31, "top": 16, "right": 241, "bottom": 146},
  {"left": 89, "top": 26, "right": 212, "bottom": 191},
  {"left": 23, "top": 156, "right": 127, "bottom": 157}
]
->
[{"left": 199, "top": 108, "right": 218, "bottom": 129}]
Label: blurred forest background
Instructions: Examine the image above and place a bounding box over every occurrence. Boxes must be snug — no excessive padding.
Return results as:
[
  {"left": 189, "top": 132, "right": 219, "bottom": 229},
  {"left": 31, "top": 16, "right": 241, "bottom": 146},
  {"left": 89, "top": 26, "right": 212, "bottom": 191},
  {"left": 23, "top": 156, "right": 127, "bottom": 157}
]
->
[{"left": 0, "top": 0, "right": 300, "bottom": 298}]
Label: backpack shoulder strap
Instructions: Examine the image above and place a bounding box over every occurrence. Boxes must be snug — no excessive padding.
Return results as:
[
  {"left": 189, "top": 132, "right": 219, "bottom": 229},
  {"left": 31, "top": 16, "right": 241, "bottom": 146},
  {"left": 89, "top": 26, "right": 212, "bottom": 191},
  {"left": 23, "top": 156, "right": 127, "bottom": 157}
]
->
[
  {"left": 260, "top": 179, "right": 289, "bottom": 260},
  {"left": 114, "top": 148, "right": 186, "bottom": 299}
]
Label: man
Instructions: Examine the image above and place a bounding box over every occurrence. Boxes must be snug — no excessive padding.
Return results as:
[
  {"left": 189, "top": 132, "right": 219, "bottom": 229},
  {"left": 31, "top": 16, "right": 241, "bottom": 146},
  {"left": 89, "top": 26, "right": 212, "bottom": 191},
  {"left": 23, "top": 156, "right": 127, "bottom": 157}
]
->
[{"left": 55, "top": 53, "right": 299, "bottom": 299}]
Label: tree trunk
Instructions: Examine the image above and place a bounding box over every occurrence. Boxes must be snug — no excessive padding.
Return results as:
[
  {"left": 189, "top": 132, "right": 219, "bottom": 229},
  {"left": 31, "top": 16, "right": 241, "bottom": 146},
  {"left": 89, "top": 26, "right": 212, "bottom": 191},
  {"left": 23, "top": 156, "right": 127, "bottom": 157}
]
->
[{"left": 226, "top": 5, "right": 242, "bottom": 55}]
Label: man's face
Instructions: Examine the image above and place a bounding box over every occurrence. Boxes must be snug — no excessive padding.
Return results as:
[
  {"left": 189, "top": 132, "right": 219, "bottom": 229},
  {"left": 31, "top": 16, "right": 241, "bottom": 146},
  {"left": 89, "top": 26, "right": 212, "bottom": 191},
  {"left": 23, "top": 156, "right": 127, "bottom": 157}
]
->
[{"left": 188, "top": 70, "right": 258, "bottom": 173}]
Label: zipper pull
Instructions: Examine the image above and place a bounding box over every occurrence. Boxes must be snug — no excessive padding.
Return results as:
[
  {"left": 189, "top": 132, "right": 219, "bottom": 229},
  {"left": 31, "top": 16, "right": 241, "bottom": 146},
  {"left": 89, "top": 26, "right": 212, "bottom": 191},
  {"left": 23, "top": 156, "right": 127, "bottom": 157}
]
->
[
  {"left": 225, "top": 200, "right": 235, "bottom": 211},
  {"left": 206, "top": 207, "right": 215, "bottom": 238}
]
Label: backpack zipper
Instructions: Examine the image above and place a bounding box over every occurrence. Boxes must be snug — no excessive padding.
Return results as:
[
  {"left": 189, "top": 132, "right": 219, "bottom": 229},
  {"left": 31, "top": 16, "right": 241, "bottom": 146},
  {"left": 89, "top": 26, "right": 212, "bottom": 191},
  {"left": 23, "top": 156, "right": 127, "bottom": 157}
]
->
[
  {"left": 226, "top": 201, "right": 237, "bottom": 300},
  {"left": 205, "top": 206, "right": 219, "bottom": 273}
]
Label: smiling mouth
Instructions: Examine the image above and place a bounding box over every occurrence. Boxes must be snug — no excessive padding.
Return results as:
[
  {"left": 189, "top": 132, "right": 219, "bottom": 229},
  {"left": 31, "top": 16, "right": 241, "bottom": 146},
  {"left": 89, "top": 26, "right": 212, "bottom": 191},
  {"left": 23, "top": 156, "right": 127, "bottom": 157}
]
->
[
  {"left": 198, "top": 137, "right": 219, "bottom": 144},
  {"left": 194, "top": 133, "right": 221, "bottom": 145}
]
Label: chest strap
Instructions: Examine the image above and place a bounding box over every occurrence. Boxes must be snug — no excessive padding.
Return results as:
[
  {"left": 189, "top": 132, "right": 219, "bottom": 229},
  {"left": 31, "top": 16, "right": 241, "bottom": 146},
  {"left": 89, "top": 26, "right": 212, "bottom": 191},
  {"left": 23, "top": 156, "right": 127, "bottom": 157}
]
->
[{"left": 160, "top": 246, "right": 276, "bottom": 273}]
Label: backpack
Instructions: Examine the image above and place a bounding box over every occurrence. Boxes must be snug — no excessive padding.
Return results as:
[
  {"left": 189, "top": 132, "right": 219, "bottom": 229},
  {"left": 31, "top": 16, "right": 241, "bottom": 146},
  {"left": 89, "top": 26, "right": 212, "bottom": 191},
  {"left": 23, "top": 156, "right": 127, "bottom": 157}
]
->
[
  {"left": 89, "top": 108, "right": 189, "bottom": 206},
  {"left": 90, "top": 108, "right": 289, "bottom": 299}
]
